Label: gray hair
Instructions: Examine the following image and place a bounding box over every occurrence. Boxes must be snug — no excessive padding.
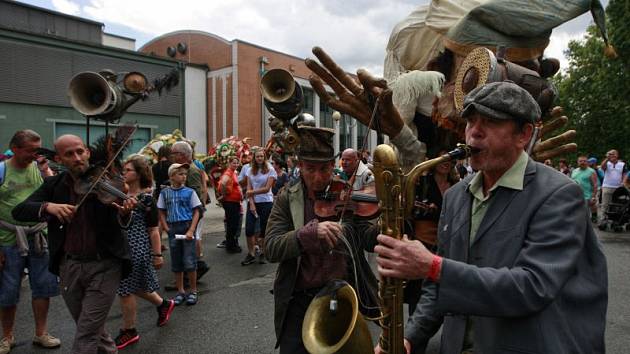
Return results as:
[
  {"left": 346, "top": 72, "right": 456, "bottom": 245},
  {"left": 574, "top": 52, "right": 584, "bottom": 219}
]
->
[
  {"left": 10, "top": 129, "right": 41, "bottom": 148},
  {"left": 172, "top": 141, "right": 193, "bottom": 160}
]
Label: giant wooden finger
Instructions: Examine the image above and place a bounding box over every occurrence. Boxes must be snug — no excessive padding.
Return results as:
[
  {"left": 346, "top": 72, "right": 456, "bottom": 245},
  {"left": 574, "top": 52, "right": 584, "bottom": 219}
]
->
[
  {"left": 540, "top": 116, "right": 568, "bottom": 137},
  {"left": 312, "top": 46, "right": 364, "bottom": 96},
  {"left": 305, "top": 58, "right": 350, "bottom": 99},
  {"left": 533, "top": 130, "right": 576, "bottom": 153},
  {"left": 309, "top": 75, "right": 368, "bottom": 123},
  {"left": 533, "top": 143, "right": 578, "bottom": 162},
  {"left": 357, "top": 69, "right": 388, "bottom": 92}
]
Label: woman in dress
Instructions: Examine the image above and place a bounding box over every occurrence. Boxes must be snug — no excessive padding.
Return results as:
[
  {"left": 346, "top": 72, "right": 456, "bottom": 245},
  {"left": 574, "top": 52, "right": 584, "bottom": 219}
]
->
[
  {"left": 242, "top": 149, "right": 276, "bottom": 265},
  {"left": 114, "top": 156, "right": 175, "bottom": 349}
]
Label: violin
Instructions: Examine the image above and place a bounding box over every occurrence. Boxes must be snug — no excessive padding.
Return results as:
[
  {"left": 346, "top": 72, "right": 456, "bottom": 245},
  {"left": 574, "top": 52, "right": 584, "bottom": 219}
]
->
[
  {"left": 74, "top": 166, "right": 152, "bottom": 209},
  {"left": 313, "top": 176, "right": 380, "bottom": 221}
]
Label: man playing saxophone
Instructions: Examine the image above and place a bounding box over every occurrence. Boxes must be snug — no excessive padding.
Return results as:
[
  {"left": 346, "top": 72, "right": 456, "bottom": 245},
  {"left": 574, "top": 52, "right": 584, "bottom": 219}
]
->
[
  {"left": 374, "top": 82, "right": 607, "bottom": 354},
  {"left": 265, "top": 126, "right": 379, "bottom": 354}
]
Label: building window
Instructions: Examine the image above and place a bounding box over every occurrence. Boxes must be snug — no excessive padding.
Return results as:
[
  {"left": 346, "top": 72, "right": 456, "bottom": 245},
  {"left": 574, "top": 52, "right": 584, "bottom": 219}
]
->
[
  {"left": 319, "top": 99, "right": 334, "bottom": 129},
  {"left": 303, "top": 87, "right": 314, "bottom": 115},
  {"left": 356, "top": 121, "right": 368, "bottom": 149}
]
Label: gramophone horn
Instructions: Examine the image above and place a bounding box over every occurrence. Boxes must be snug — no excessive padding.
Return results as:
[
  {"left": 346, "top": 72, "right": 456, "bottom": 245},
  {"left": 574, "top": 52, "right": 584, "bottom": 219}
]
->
[{"left": 68, "top": 71, "right": 121, "bottom": 116}]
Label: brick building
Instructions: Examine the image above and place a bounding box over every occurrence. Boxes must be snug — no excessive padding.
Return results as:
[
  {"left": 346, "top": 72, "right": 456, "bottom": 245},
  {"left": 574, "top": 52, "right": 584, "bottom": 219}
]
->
[{"left": 140, "top": 30, "right": 377, "bottom": 155}]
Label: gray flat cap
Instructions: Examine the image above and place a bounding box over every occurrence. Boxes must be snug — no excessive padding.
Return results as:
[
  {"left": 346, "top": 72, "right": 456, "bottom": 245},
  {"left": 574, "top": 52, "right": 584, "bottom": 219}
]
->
[{"left": 461, "top": 81, "right": 541, "bottom": 123}]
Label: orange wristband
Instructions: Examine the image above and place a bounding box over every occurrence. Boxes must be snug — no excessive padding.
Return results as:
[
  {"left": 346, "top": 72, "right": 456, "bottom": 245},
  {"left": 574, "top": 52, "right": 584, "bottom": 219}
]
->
[{"left": 427, "top": 255, "right": 442, "bottom": 282}]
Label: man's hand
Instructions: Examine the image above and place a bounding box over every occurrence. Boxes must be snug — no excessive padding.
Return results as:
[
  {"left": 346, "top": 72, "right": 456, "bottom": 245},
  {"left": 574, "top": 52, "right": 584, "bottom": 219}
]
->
[
  {"left": 316, "top": 221, "right": 343, "bottom": 250},
  {"left": 305, "top": 46, "right": 404, "bottom": 138},
  {"left": 185, "top": 229, "right": 194, "bottom": 241},
  {"left": 374, "top": 339, "right": 412, "bottom": 354},
  {"left": 374, "top": 234, "right": 433, "bottom": 280},
  {"left": 112, "top": 197, "right": 138, "bottom": 216},
  {"left": 45, "top": 203, "right": 76, "bottom": 223}
]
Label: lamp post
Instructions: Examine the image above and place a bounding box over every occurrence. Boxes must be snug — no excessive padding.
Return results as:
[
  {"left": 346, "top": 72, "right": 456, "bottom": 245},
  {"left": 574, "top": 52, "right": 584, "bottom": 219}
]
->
[{"left": 332, "top": 111, "right": 341, "bottom": 156}]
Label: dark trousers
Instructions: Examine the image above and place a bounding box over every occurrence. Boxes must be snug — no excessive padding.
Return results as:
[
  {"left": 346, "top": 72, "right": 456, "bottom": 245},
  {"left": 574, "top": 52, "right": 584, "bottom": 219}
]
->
[
  {"left": 279, "top": 292, "right": 313, "bottom": 354},
  {"left": 59, "top": 258, "right": 122, "bottom": 354},
  {"left": 245, "top": 202, "right": 273, "bottom": 238},
  {"left": 223, "top": 201, "right": 242, "bottom": 249}
]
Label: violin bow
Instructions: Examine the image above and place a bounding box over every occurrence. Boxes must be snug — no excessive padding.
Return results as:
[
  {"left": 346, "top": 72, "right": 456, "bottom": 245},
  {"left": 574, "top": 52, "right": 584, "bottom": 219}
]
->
[{"left": 74, "top": 124, "right": 138, "bottom": 210}]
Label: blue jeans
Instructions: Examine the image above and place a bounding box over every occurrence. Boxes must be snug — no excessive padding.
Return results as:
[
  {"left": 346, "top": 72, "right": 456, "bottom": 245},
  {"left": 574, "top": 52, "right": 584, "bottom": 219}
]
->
[
  {"left": 0, "top": 239, "right": 59, "bottom": 306},
  {"left": 167, "top": 221, "right": 197, "bottom": 272}
]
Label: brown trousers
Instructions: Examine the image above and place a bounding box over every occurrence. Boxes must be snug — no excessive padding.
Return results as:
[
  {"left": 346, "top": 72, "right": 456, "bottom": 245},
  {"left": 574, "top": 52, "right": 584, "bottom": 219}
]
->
[{"left": 59, "top": 258, "right": 122, "bottom": 354}]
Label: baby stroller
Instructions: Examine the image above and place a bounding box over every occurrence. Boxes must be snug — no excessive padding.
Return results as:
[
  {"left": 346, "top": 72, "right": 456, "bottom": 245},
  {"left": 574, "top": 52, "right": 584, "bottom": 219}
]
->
[{"left": 599, "top": 185, "right": 630, "bottom": 232}]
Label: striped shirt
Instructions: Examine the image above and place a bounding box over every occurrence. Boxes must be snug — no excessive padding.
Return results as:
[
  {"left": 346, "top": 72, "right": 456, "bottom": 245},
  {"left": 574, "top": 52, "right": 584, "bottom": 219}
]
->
[{"left": 157, "top": 186, "right": 202, "bottom": 223}]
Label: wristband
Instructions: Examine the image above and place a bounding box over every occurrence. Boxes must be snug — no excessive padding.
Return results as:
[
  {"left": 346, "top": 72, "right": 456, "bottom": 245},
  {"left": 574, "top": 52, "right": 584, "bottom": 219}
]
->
[{"left": 427, "top": 255, "right": 442, "bottom": 282}]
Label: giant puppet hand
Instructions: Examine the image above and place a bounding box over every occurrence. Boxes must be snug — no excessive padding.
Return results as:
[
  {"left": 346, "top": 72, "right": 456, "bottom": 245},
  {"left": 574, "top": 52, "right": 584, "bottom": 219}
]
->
[
  {"left": 306, "top": 47, "right": 427, "bottom": 167},
  {"left": 531, "top": 106, "right": 577, "bottom": 162},
  {"left": 305, "top": 47, "right": 405, "bottom": 138}
]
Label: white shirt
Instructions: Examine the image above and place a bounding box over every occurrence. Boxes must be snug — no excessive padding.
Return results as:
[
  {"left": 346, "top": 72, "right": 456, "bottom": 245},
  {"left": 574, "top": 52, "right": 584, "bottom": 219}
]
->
[{"left": 602, "top": 161, "right": 625, "bottom": 188}]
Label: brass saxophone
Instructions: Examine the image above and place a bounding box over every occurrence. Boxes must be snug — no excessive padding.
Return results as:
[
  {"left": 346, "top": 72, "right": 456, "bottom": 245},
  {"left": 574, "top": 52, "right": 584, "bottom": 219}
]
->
[
  {"left": 372, "top": 143, "right": 472, "bottom": 354},
  {"left": 301, "top": 143, "right": 472, "bottom": 354}
]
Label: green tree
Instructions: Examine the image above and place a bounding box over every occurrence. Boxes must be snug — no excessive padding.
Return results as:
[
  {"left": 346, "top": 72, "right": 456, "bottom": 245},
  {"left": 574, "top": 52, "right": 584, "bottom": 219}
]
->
[{"left": 553, "top": 0, "right": 630, "bottom": 162}]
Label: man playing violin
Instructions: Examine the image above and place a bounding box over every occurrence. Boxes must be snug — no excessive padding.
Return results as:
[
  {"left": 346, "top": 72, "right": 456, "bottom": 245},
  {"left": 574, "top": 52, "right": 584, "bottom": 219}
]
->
[
  {"left": 13, "top": 134, "right": 137, "bottom": 354},
  {"left": 265, "top": 126, "right": 379, "bottom": 354}
]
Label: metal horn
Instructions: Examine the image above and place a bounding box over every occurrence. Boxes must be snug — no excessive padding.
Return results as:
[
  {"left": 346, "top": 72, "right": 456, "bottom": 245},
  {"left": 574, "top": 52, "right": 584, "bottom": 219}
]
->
[
  {"left": 68, "top": 71, "right": 125, "bottom": 117},
  {"left": 302, "top": 283, "right": 374, "bottom": 354},
  {"left": 260, "top": 68, "right": 303, "bottom": 120}
]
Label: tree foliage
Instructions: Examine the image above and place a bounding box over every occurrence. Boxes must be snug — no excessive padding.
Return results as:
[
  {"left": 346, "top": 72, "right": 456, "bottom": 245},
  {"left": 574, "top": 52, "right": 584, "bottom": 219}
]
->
[{"left": 553, "top": 0, "right": 630, "bottom": 162}]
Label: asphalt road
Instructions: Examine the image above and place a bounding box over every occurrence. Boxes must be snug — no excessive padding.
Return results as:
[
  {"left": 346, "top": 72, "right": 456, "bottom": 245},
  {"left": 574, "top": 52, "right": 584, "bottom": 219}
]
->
[{"left": 9, "top": 207, "right": 630, "bottom": 354}]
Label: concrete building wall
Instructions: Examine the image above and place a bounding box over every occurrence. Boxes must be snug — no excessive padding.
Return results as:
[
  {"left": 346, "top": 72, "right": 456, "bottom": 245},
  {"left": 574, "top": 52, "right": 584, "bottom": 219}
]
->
[
  {"left": 102, "top": 33, "right": 135, "bottom": 50},
  {"left": 185, "top": 66, "right": 208, "bottom": 153}
]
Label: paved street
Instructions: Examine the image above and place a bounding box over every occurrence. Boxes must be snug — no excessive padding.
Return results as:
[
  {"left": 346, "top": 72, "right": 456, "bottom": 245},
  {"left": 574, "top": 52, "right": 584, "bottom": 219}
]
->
[{"left": 9, "top": 205, "right": 630, "bottom": 354}]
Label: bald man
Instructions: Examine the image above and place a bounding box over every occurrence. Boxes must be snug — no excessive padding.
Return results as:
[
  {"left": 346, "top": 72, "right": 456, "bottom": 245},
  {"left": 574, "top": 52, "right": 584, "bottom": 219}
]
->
[
  {"left": 338, "top": 148, "right": 374, "bottom": 191},
  {"left": 13, "top": 134, "right": 137, "bottom": 354}
]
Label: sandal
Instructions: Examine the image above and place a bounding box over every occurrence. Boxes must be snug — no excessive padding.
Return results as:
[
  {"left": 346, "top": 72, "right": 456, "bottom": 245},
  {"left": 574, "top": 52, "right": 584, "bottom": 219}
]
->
[
  {"left": 186, "top": 292, "right": 198, "bottom": 306},
  {"left": 173, "top": 293, "right": 186, "bottom": 306}
]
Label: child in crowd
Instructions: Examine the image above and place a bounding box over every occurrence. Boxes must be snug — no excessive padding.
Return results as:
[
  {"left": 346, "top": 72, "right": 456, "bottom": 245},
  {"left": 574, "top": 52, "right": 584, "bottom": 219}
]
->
[{"left": 157, "top": 163, "right": 202, "bottom": 305}]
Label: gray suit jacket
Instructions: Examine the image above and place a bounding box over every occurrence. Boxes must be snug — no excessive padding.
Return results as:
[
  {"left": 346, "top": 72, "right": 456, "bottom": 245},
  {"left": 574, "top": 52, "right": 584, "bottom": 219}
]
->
[{"left": 405, "top": 158, "right": 608, "bottom": 354}]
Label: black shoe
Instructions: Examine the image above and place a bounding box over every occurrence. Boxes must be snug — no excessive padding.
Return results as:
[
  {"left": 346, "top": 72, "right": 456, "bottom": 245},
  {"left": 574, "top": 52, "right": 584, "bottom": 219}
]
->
[
  {"left": 216, "top": 240, "right": 227, "bottom": 248},
  {"left": 156, "top": 299, "right": 175, "bottom": 327},
  {"left": 258, "top": 253, "right": 267, "bottom": 264},
  {"left": 226, "top": 245, "right": 243, "bottom": 254},
  {"left": 196, "top": 260, "right": 210, "bottom": 281},
  {"left": 241, "top": 254, "right": 256, "bottom": 266},
  {"left": 115, "top": 328, "right": 139, "bottom": 349}
]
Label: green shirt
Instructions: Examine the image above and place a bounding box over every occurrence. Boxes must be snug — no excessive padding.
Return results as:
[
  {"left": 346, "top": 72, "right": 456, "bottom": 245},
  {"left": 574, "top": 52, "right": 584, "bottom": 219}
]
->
[
  {"left": 468, "top": 151, "right": 528, "bottom": 245},
  {"left": 0, "top": 161, "right": 43, "bottom": 245},
  {"left": 571, "top": 167, "right": 595, "bottom": 200}
]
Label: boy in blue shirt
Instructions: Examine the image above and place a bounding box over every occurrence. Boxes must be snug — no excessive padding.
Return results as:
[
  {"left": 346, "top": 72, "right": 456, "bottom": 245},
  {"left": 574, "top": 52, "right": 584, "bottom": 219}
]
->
[{"left": 157, "top": 163, "right": 202, "bottom": 305}]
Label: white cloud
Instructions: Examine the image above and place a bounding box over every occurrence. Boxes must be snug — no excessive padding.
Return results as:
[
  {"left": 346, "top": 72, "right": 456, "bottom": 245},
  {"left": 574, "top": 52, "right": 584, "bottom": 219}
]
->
[
  {"left": 51, "top": 0, "right": 80, "bottom": 16},
  {"left": 49, "top": 0, "right": 418, "bottom": 76},
  {"left": 547, "top": 31, "right": 585, "bottom": 72},
  {"left": 44, "top": 0, "right": 598, "bottom": 77}
]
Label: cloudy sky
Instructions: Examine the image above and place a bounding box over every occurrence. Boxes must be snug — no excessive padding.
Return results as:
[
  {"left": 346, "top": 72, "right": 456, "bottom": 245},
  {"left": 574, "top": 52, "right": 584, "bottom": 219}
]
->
[{"left": 19, "top": 0, "right": 606, "bottom": 75}]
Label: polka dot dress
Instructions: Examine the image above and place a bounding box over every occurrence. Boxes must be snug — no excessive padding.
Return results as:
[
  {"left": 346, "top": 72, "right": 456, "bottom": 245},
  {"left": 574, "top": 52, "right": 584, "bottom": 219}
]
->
[{"left": 117, "top": 199, "right": 160, "bottom": 296}]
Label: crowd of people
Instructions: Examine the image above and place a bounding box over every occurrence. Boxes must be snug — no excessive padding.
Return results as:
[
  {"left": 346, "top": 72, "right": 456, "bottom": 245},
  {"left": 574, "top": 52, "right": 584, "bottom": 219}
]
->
[{"left": 0, "top": 86, "right": 614, "bottom": 354}]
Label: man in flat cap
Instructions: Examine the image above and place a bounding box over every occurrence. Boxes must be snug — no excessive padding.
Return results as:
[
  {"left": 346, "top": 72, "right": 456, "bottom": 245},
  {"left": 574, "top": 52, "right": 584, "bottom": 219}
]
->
[
  {"left": 265, "top": 126, "right": 379, "bottom": 354},
  {"left": 375, "top": 81, "right": 607, "bottom": 354}
]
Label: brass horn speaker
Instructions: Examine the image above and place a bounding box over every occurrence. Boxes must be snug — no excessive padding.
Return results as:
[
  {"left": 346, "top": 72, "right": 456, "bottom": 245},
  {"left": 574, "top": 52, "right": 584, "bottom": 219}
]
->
[
  {"left": 260, "top": 68, "right": 303, "bottom": 120},
  {"left": 68, "top": 71, "right": 124, "bottom": 116},
  {"left": 302, "top": 283, "right": 373, "bottom": 354},
  {"left": 454, "top": 47, "right": 551, "bottom": 113}
]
